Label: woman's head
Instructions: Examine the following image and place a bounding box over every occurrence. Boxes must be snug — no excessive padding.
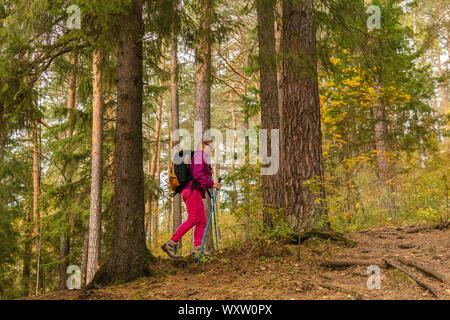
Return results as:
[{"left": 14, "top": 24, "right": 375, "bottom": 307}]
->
[{"left": 202, "top": 139, "right": 215, "bottom": 154}]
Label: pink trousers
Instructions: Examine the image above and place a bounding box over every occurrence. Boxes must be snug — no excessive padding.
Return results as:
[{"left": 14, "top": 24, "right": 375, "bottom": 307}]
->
[{"left": 171, "top": 189, "right": 206, "bottom": 247}]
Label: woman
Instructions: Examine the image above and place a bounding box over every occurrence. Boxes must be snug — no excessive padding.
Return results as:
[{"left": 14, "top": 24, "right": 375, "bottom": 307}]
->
[{"left": 161, "top": 139, "right": 222, "bottom": 258}]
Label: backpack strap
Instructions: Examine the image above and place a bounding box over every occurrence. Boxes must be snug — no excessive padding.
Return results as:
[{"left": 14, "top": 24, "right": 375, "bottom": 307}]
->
[{"left": 190, "top": 150, "right": 196, "bottom": 194}]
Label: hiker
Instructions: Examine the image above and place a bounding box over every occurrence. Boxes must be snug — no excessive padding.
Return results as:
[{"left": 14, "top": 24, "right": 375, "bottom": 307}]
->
[{"left": 161, "top": 139, "right": 222, "bottom": 258}]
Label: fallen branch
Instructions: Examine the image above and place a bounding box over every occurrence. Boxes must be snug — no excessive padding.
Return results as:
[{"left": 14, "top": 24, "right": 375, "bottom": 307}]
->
[
  {"left": 396, "top": 257, "right": 447, "bottom": 283},
  {"left": 383, "top": 258, "right": 441, "bottom": 299}
]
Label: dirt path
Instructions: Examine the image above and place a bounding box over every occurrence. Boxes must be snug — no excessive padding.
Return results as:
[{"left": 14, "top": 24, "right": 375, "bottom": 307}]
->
[{"left": 27, "top": 226, "right": 450, "bottom": 300}]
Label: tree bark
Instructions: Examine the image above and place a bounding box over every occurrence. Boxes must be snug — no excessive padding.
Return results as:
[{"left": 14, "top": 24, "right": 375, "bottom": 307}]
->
[
  {"left": 22, "top": 207, "right": 32, "bottom": 295},
  {"left": 257, "top": 0, "right": 280, "bottom": 230},
  {"left": 436, "top": 46, "right": 447, "bottom": 113},
  {"left": 279, "top": 0, "right": 326, "bottom": 233},
  {"left": 239, "top": 30, "right": 251, "bottom": 241},
  {"left": 148, "top": 44, "right": 165, "bottom": 249},
  {"left": 90, "top": 0, "right": 152, "bottom": 286},
  {"left": 373, "top": 100, "right": 390, "bottom": 184},
  {"left": 86, "top": 49, "right": 104, "bottom": 285},
  {"left": 152, "top": 134, "right": 161, "bottom": 249},
  {"left": 31, "top": 119, "right": 43, "bottom": 293},
  {"left": 170, "top": 31, "right": 183, "bottom": 253},
  {"left": 274, "top": 0, "right": 283, "bottom": 130},
  {"left": 80, "top": 232, "right": 88, "bottom": 288},
  {"left": 228, "top": 93, "right": 238, "bottom": 205},
  {"left": 195, "top": 0, "right": 214, "bottom": 252},
  {"left": 58, "top": 53, "right": 77, "bottom": 290}
]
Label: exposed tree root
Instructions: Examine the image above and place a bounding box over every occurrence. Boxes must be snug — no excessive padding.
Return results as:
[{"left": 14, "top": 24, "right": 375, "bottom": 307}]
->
[
  {"left": 383, "top": 258, "right": 441, "bottom": 299},
  {"left": 404, "top": 225, "right": 436, "bottom": 234},
  {"left": 319, "top": 283, "right": 366, "bottom": 300},
  {"left": 283, "top": 230, "right": 358, "bottom": 247},
  {"left": 398, "top": 243, "right": 416, "bottom": 249},
  {"left": 396, "top": 257, "right": 447, "bottom": 283},
  {"left": 319, "top": 260, "right": 377, "bottom": 269},
  {"left": 81, "top": 250, "right": 156, "bottom": 292}
]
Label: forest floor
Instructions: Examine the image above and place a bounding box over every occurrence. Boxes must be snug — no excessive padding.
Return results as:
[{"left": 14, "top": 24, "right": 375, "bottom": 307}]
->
[{"left": 26, "top": 225, "right": 450, "bottom": 300}]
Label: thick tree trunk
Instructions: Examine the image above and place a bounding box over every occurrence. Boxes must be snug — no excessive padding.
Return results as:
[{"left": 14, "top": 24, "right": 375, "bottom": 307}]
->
[
  {"left": 59, "top": 54, "right": 77, "bottom": 290},
  {"left": 170, "top": 31, "right": 183, "bottom": 253},
  {"left": 279, "top": 0, "right": 326, "bottom": 233},
  {"left": 86, "top": 49, "right": 104, "bottom": 285},
  {"left": 195, "top": 0, "right": 214, "bottom": 252},
  {"left": 257, "top": 0, "right": 280, "bottom": 230},
  {"left": 90, "top": 0, "right": 152, "bottom": 286}
]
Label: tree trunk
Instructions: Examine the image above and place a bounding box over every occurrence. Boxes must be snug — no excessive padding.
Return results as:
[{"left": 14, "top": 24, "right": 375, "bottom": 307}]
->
[
  {"left": 170, "top": 31, "right": 183, "bottom": 253},
  {"left": 274, "top": 0, "right": 283, "bottom": 130},
  {"left": 279, "top": 0, "right": 326, "bottom": 233},
  {"left": 167, "top": 108, "right": 172, "bottom": 235},
  {"left": 59, "top": 53, "right": 77, "bottom": 290},
  {"left": 145, "top": 137, "right": 152, "bottom": 244},
  {"left": 80, "top": 232, "right": 88, "bottom": 288},
  {"left": 86, "top": 49, "right": 104, "bottom": 285},
  {"left": 31, "top": 119, "right": 43, "bottom": 293},
  {"left": 58, "top": 237, "right": 70, "bottom": 290},
  {"left": 22, "top": 207, "right": 32, "bottom": 295},
  {"left": 90, "top": 0, "right": 152, "bottom": 286},
  {"left": 257, "top": 0, "right": 280, "bottom": 230},
  {"left": 229, "top": 93, "right": 238, "bottom": 204},
  {"left": 106, "top": 81, "right": 115, "bottom": 182},
  {"left": 436, "top": 46, "right": 447, "bottom": 113},
  {"left": 373, "top": 94, "right": 395, "bottom": 213},
  {"left": 195, "top": 0, "right": 214, "bottom": 252},
  {"left": 152, "top": 136, "right": 161, "bottom": 249},
  {"left": 239, "top": 30, "right": 251, "bottom": 241},
  {"left": 148, "top": 45, "right": 165, "bottom": 249},
  {"left": 0, "top": 102, "right": 6, "bottom": 162}
]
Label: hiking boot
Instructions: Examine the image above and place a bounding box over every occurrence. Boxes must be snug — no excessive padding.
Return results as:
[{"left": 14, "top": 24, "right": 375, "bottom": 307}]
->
[
  {"left": 161, "top": 241, "right": 178, "bottom": 258},
  {"left": 191, "top": 245, "right": 210, "bottom": 256}
]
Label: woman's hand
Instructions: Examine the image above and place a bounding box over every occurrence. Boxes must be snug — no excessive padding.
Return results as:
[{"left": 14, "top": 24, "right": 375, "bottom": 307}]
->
[{"left": 213, "top": 182, "right": 222, "bottom": 190}]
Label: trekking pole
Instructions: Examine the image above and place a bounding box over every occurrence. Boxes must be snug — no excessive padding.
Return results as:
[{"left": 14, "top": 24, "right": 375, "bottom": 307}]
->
[
  {"left": 197, "top": 184, "right": 220, "bottom": 264},
  {"left": 212, "top": 178, "right": 222, "bottom": 250}
]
